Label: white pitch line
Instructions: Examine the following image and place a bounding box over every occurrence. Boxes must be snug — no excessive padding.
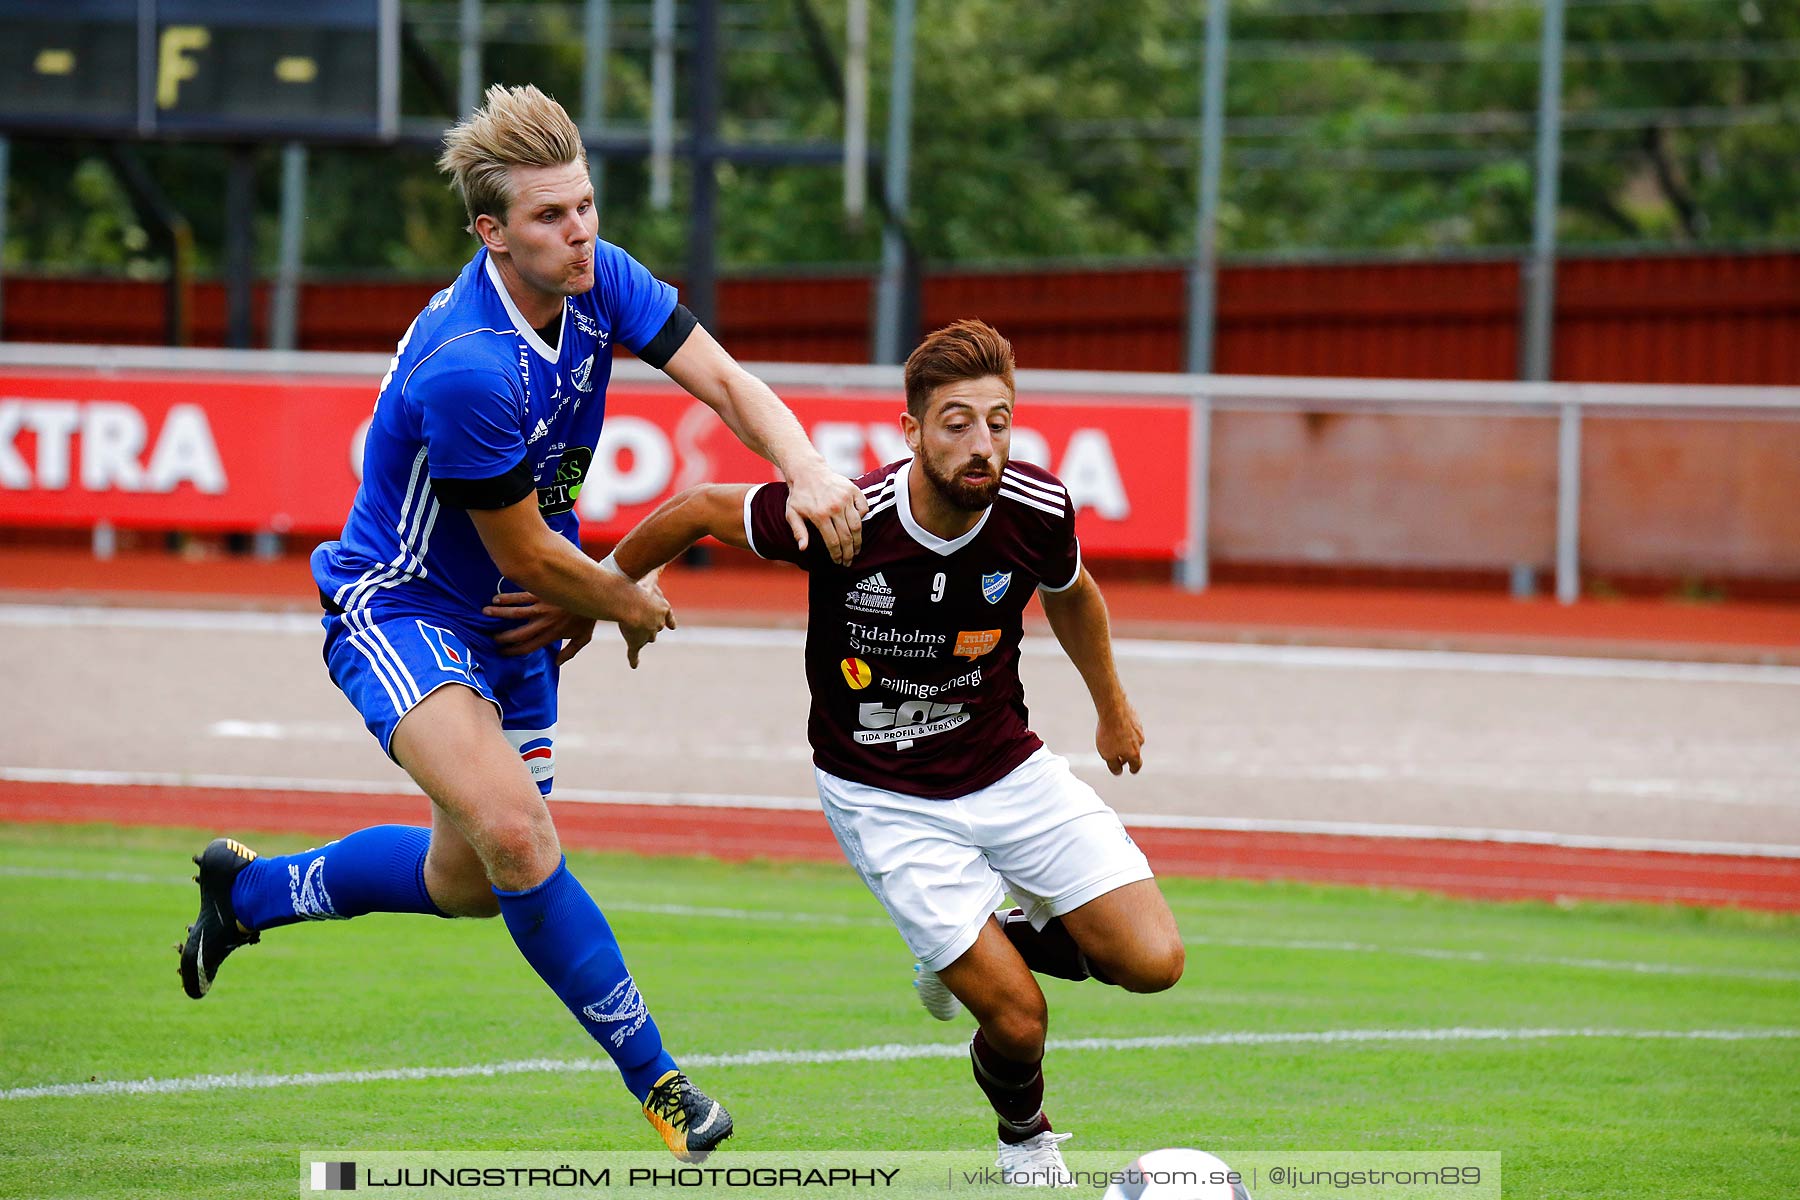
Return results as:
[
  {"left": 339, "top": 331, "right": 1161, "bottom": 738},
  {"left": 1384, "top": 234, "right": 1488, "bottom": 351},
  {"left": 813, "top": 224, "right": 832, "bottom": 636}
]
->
[
  {"left": 2, "top": 865, "right": 1789, "bottom": 981},
  {"left": 6, "top": 1027, "right": 1795, "bottom": 1102},
  {"left": 0, "top": 865, "right": 191, "bottom": 886},
  {"left": 1181, "top": 935, "right": 1800, "bottom": 984},
  {"left": 0, "top": 865, "right": 893, "bottom": 928},
  {"left": 6, "top": 765, "right": 1799, "bottom": 858},
  {"left": 4, "top": 603, "right": 1797, "bottom": 686},
  {"left": 598, "top": 900, "right": 886, "bottom": 927},
  {"left": 0, "top": 873, "right": 879, "bottom": 942}
]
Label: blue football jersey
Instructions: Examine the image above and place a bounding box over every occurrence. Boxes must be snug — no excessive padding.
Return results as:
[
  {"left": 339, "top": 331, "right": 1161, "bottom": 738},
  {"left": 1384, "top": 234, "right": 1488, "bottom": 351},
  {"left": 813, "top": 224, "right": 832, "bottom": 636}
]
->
[{"left": 313, "top": 243, "right": 678, "bottom": 635}]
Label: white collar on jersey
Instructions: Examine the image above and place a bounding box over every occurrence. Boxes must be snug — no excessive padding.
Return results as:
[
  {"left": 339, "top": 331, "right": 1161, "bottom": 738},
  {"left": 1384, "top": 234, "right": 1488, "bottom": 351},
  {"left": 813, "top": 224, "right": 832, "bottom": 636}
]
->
[
  {"left": 894, "top": 458, "right": 992, "bottom": 556},
  {"left": 483, "top": 253, "right": 566, "bottom": 364}
]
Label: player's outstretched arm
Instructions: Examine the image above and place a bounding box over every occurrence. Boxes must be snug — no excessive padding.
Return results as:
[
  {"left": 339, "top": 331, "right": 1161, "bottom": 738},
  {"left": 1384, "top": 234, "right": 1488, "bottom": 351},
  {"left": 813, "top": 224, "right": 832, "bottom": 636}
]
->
[
  {"left": 469, "top": 491, "right": 673, "bottom": 639},
  {"left": 600, "top": 484, "right": 757, "bottom": 667},
  {"left": 1039, "top": 568, "right": 1145, "bottom": 776},
  {"left": 610, "top": 485, "right": 756, "bottom": 581},
  {"left": 659, "top": 328, "right": 866, "bottom": 565}
]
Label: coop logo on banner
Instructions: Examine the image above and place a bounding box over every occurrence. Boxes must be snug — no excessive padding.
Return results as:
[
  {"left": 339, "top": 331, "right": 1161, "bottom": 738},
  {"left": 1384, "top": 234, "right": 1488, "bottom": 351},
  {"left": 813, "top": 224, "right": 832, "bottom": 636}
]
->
[{"left": 0, "top": 400, "right": 227, "bottom": 493}]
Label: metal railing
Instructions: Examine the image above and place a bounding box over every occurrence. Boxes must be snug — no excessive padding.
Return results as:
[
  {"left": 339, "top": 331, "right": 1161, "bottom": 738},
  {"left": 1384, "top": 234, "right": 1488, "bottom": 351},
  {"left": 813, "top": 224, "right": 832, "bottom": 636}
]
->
[{"left": 3, "top": 341, "right": 1796, "bottom": 602}]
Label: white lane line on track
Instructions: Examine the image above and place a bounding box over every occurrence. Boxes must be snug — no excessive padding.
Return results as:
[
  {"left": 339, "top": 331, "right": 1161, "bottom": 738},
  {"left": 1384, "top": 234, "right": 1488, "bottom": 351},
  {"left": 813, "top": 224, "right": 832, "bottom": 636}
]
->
[
  {"left": 6, "top": 1028, "right": 1796, "bottom": 1102},
  {"left": 0, "top": 605, "right": 326, "bottom": 635},
  {"left": 6, "top": 765, "right": 1800, "bottom": 858},
  {"left": 3, "top": 867, "right": 1790, "bottom": 982},
  {"left": 188, "top": 721, "right": 1795, "bottom": 814},
  {"left": 0, "top": 766, "right": 815, "bottom": 813},
  {"left": 4, "top": 603, "right": 1798, "bottom": 686},
  {"left": 189, "top": 723, "right": 1796, "bottom": 818}
]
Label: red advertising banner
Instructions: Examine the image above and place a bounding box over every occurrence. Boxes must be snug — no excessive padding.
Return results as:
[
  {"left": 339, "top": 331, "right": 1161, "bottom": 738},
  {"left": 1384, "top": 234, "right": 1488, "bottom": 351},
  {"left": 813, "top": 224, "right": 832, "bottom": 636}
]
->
[{"left": 0, "top": 367, "right": 1190, "bottom": 558}]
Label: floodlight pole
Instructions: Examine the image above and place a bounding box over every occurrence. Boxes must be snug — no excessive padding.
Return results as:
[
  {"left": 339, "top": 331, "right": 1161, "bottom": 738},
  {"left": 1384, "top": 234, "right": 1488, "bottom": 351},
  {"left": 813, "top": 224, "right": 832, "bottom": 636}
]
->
[
  {"left": 1523, "top": 0, "right": 1564, "bottom": 385},
  {"left": 270, "top": 143, "right": 308, "bottom": 351},
  {"left": 1178, "top": 0, "right": 1229, "bottom": 591},
  {"left": 1185, "top": 0, "right": 1229, "bottom": 375},
  {"left": 686, "top": 0, "right": 721, "bottom": 329},
  {"left": 650, "top": 0, "right": 676, "bottom": 209},
  {"left": 843, "top": 0, "right": 869, "bottom": 224},
  {"left": 458, "top": 0, "right": 482, "bottom": 114},
  {"left": 224, "top": 144, "right": 256, "bottom": 349},
  {"left": 0, "top": 137, "right": 9, "bottom": 337},
  {"left": 1523, "top": 0, "right": 1577, "bottom": 604},
  {"left": 583, "top": 0, "right": 611, "bottom": 217},
  {"left": 873, "top": 0, "right": 916, "bottom": 364}
]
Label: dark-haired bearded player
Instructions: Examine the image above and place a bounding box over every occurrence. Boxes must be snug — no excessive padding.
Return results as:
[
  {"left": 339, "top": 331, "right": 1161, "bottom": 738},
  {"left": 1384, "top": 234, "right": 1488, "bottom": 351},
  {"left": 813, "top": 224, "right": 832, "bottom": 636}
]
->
[{"left": 602, "top": 319, "right": 1185, "bottom": 1185}]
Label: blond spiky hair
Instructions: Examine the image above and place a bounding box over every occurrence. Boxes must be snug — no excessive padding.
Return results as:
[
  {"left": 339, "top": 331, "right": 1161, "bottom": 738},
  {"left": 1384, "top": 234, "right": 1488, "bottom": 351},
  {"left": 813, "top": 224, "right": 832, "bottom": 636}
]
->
[{"left": 438, "top": 83, "right": 587, "bottom": 232}]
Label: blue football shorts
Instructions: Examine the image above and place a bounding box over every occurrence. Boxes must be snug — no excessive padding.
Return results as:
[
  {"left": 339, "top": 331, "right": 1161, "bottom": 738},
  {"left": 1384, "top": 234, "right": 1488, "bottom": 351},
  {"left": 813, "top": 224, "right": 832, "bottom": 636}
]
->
[{"left": 322, "top": 608, "right": 560, "bottom": 795}]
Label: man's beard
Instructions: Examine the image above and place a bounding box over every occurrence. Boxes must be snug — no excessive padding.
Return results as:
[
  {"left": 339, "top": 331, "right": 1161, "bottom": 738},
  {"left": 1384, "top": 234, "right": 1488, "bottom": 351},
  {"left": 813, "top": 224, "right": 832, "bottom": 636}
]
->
[{"left": 922, "top": 453, "right": 1002, "bottom": 512}]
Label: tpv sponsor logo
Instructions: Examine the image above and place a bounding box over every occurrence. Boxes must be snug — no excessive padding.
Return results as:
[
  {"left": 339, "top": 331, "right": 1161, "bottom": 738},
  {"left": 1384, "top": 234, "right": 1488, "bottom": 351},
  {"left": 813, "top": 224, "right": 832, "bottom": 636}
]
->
[{"left": 854, "top": 700, "right": 968, "bottom": 746}]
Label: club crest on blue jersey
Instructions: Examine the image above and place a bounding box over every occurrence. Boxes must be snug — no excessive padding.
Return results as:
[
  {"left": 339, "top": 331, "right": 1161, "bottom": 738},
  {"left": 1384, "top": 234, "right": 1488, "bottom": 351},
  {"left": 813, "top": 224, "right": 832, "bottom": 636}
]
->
[
  {"left": 415, "top": 620, "right": 476, "bottom": 678},
  {"left": 981, "top": 572, "right": 1013, "bottom": 604}
]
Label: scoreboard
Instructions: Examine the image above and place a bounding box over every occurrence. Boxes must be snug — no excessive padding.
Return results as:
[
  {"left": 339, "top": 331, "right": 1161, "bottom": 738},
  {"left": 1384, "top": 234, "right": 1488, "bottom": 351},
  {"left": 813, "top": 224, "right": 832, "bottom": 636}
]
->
[{"left": 0, "top": 0, "right": 399, "bottom": 140}]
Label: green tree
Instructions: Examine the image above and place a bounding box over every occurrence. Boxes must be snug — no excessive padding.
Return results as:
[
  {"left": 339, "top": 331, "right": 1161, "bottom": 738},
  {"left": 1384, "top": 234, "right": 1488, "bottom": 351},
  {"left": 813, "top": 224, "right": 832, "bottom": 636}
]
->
[{"left": 3, "top": 0, "right": 1795, "bottom": 279}]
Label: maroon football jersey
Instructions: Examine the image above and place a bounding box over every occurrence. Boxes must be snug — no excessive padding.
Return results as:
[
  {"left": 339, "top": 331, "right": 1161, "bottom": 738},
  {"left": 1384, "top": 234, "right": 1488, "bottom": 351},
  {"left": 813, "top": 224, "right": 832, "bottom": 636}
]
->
[{"left": 747, "top": 458, "right": 1081, "bottom": 799}]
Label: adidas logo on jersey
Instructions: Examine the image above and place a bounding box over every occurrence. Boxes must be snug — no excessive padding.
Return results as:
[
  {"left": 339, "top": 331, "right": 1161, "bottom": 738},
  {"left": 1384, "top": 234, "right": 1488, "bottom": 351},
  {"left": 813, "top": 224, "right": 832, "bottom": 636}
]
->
[
  {"left": 528, "top": 418, "right": 551, "bottom": 444},
  {"left": 846, "top": 572, "right": 896, "bottom": 614}
]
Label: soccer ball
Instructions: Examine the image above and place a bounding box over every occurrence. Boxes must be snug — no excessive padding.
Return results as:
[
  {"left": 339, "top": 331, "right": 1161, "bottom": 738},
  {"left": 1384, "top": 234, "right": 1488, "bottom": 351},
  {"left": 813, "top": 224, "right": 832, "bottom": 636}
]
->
[{"left": 1101, "top": 1148, "right": 1251, "bottom": 1200}]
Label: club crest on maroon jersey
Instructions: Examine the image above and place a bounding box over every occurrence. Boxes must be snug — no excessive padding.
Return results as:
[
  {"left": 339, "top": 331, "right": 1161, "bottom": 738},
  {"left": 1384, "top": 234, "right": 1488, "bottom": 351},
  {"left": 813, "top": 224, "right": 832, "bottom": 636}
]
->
[{"left": 980, "top": 572, "right": 1013, "bottom": 604}]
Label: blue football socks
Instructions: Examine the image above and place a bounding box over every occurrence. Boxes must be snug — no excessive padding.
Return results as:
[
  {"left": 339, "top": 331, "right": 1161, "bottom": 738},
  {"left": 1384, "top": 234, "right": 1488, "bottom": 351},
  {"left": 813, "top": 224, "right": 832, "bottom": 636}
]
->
[
  {"left": 230, "top": 824, "right": 445, "bottom": 931},
  {"left": 495, "top": 857, "right": 679, "bottom": 1100}
]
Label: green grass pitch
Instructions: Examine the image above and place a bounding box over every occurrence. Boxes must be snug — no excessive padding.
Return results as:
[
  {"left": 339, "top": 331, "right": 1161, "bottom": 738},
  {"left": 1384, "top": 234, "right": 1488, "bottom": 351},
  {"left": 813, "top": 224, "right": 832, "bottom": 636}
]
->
[{"left": 1, "top": 822, "right": 1796, "bottom": 1199}]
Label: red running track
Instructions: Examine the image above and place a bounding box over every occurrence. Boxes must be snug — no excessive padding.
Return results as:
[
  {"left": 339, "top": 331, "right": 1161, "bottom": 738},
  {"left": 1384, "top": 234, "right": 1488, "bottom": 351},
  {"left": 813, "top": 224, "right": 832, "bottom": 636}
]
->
[{"left": 5, "top": 781, "right": 1796, "bottom": 912}]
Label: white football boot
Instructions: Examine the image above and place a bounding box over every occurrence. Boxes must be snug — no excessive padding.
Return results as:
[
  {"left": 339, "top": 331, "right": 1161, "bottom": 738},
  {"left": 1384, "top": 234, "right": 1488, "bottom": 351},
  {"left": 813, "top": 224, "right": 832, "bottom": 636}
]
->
[
  {"left": 996, "top": 1130, "right": 1076, "bottom": 1187},
  {"left": 913, "top": 962, "right": 964, "bottom": 1021}
]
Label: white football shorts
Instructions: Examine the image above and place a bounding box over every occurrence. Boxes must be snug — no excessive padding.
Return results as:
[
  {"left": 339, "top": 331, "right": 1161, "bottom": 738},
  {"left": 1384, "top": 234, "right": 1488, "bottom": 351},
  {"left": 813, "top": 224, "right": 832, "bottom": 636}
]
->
[{"left": 815, "top": 746, "right": 1154, "bottom": 971}]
